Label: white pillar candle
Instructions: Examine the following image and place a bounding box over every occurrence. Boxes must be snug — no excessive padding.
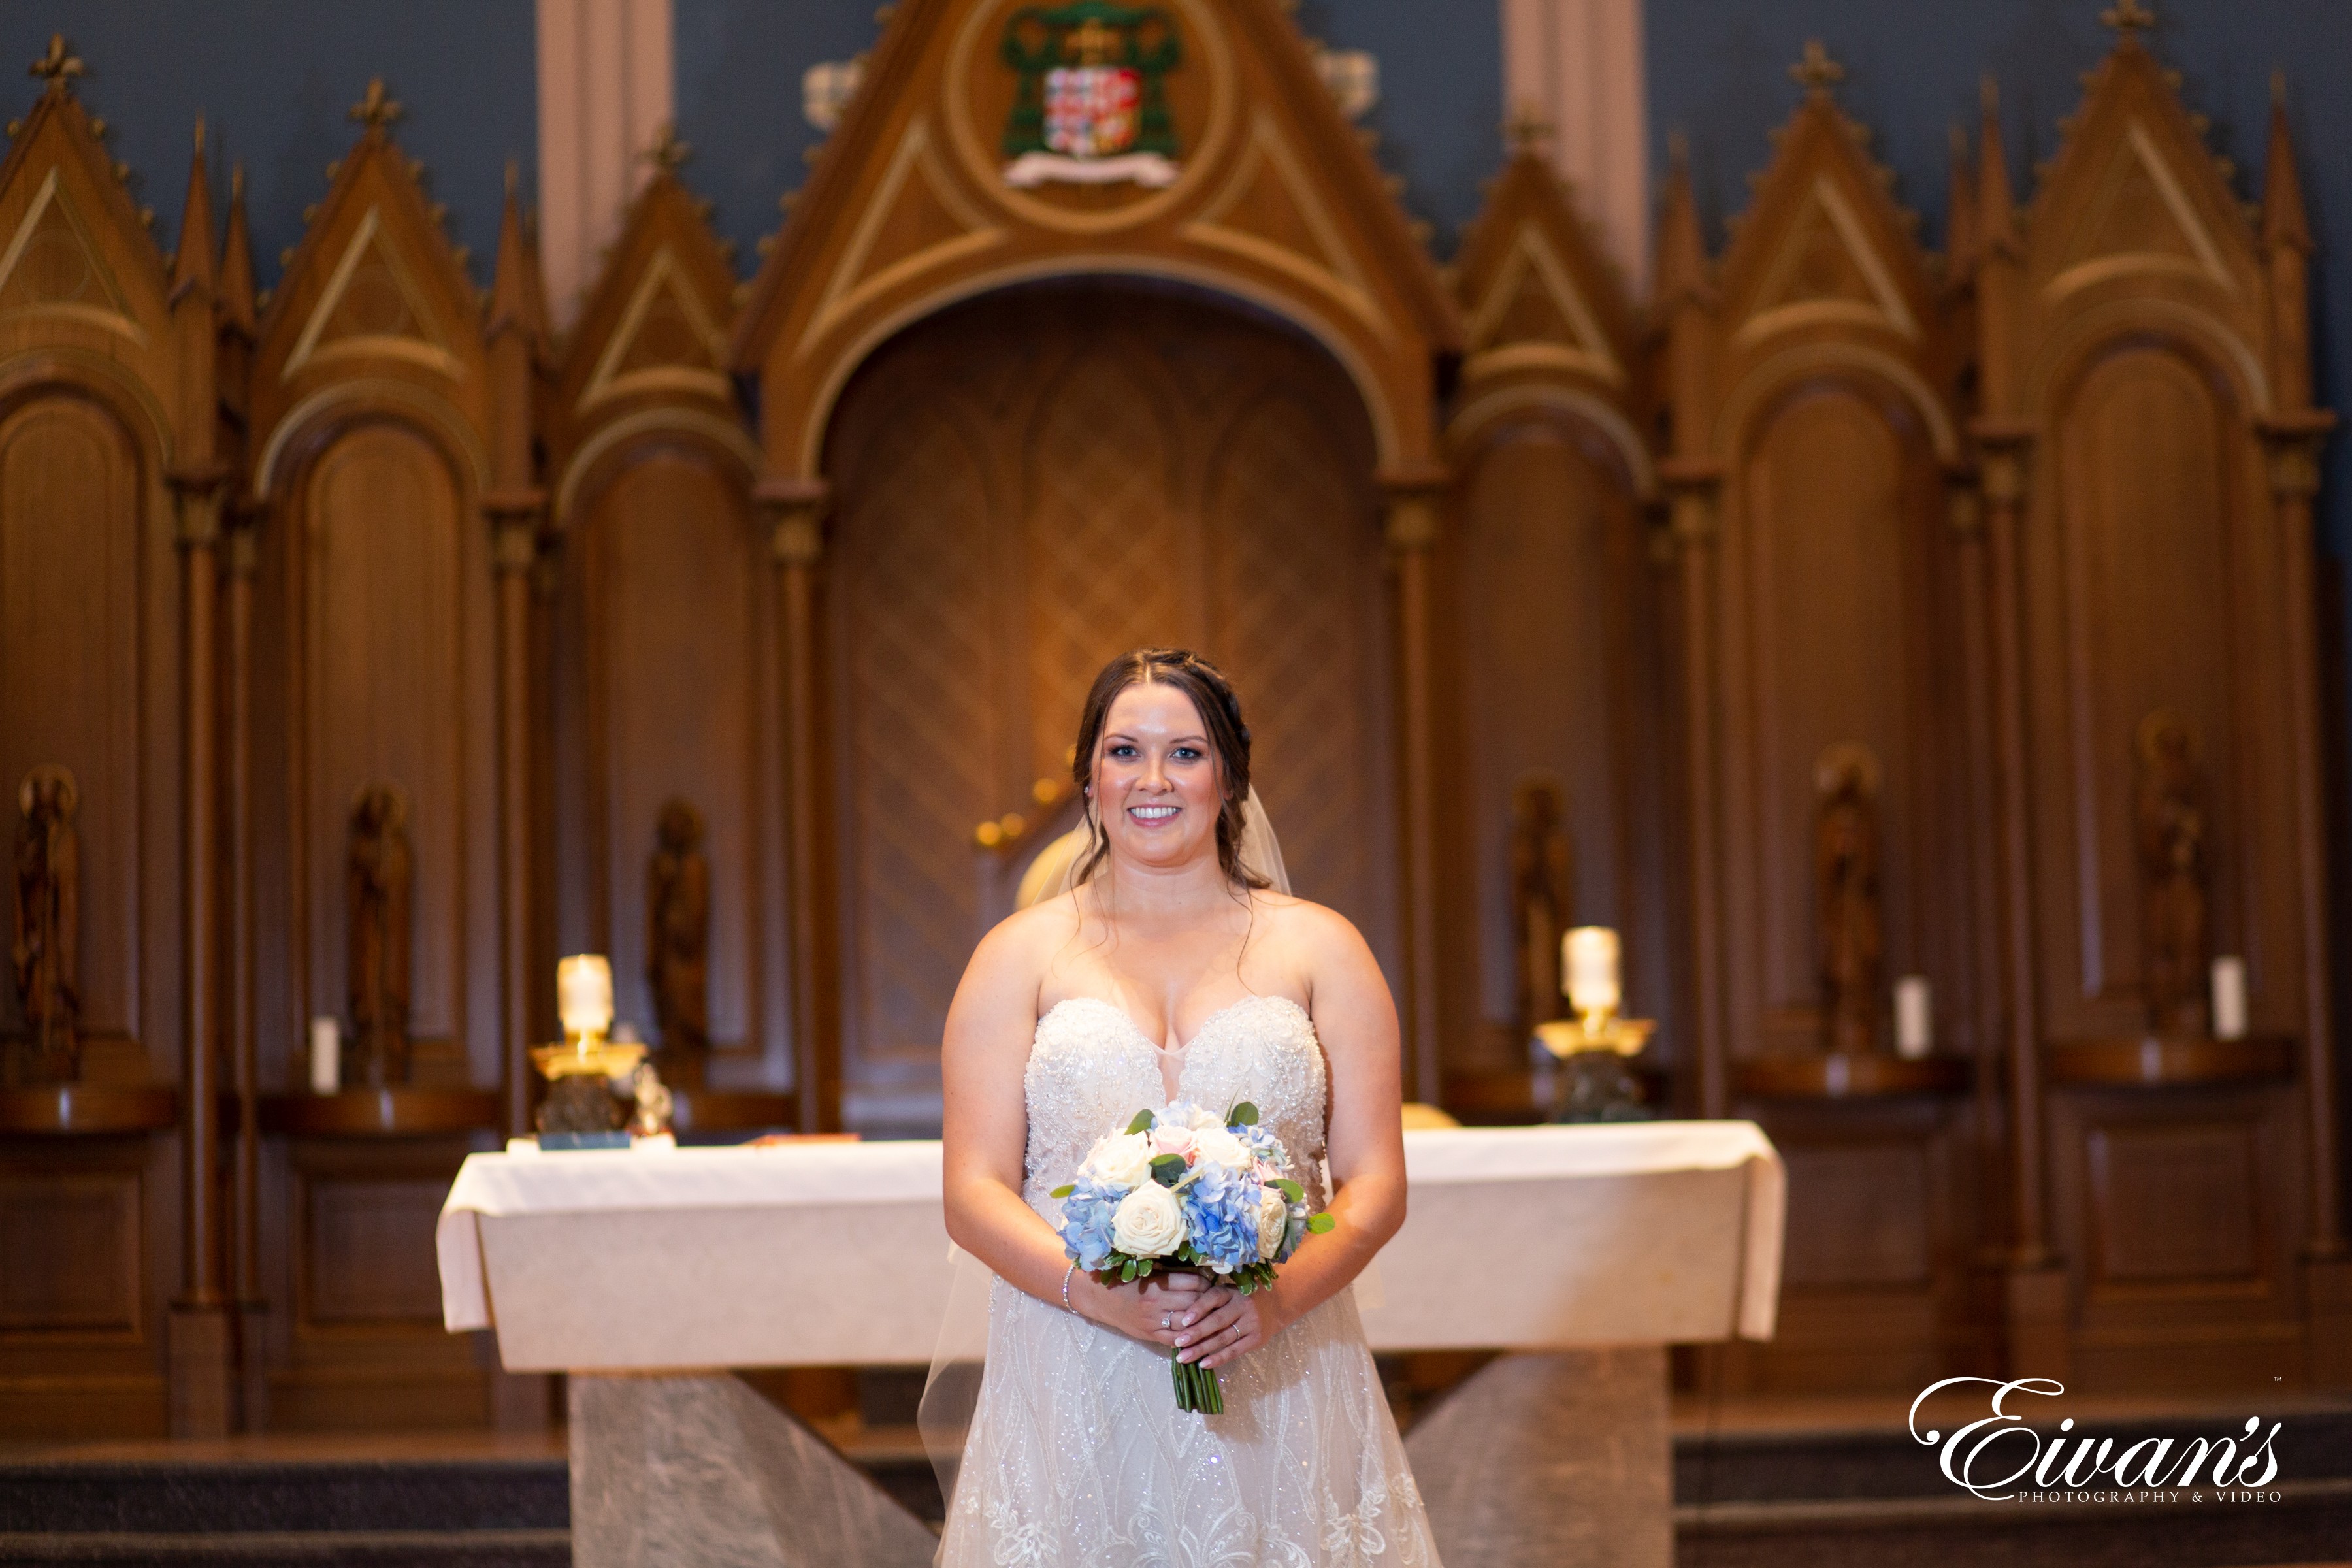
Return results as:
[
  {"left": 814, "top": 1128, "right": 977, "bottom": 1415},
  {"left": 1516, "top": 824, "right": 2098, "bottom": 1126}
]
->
[
  {"left": 308, "top": 1017, "right": 341, "bottom": 1094},
  {"left": 1894, "top": 976, "right": 1933, "bottom": 1059},
  {"left": 2210, "top": 956, "right": 2248, "bottom": 1041},
  {"left": 1563, "top": 926, "right": 1620, "bottom": 1017},
  {"left": 558, "top": 954, "right": 615, "bottom": 1038}
]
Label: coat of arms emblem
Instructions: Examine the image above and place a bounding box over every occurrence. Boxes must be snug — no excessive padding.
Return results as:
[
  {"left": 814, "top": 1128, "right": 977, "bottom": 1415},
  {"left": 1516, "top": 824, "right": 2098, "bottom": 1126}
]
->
[{"left": 1001, "top": 1, "right": 1181, "bottom": 189}]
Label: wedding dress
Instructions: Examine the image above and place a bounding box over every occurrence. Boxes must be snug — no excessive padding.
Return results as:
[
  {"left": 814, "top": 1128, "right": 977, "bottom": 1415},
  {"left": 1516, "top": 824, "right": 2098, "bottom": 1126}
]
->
[{"left": 935, "top": 991, "right": 1443, "bottom": 1567}]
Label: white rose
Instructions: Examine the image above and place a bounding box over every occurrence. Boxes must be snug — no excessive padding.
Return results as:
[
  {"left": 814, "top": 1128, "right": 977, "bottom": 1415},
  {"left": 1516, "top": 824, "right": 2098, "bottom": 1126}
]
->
[
  {"left": 1185, "top": 1104, "right": 1226, "bottom": 1132},
  {"left": 1111, "top": 1182, "right": 1186, "bottom": 1258},
  {"left": 1256, "top": 1188, "right": 1288, "bottom": 1259},
  {"left": 1081, "top": 1132, "right": 1154, "bottom": 1192},
  {"left": 1192, "top": 1128, "right": 1251, "bottom": 1169}
]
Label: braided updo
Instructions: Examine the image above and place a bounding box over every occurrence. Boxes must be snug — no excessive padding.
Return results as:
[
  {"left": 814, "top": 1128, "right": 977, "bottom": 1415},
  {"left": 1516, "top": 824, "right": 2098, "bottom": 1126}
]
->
[{"left": 1070, "top": 647, "right": 1267, "bottom": 891}]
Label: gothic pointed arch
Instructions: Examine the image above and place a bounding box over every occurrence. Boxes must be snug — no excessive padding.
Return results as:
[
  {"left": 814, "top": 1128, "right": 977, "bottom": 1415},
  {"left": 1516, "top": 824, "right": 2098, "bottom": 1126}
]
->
[{"left": 727, "top": 0, "right": 1458, "bottom": 477}]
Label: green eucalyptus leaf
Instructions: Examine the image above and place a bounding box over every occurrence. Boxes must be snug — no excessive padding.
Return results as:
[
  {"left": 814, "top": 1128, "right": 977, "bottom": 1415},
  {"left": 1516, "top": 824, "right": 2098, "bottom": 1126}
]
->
[
  {"left": 1049, "top": 1183, "right": 1077, "bottom": 1198},
  {"left": 1307, "top": 1213, "right": 1336, "bottom": 1233},
  {"left": 1273, "top": 1179, "right": 1303, "bottom": 1202},
  {"left": 1127, "top": 1109, "right": 1156, "bottom": 1135},
  {"left": 1230, "top": 1102, "right": 1258, "bottom": 1126}
]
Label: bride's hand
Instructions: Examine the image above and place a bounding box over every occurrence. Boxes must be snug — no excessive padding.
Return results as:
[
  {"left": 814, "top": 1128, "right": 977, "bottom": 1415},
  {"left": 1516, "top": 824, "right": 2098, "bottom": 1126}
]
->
[
  {"left": 1174, "top": 1282, "right": 1286, "bottom": 1370},
  {"left": 1074, "top": 1270, "right": 1228, "bottom": 1350}
]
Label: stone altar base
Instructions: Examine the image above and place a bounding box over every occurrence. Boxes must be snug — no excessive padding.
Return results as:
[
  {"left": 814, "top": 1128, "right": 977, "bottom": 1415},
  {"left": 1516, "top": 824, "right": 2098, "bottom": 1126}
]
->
[
  {"left": 569, "top": 1371, "right": 939, "bottom": 1568},
  {"left": 1405, "top": 1347, "right": 1670, "bottom": 1568}
]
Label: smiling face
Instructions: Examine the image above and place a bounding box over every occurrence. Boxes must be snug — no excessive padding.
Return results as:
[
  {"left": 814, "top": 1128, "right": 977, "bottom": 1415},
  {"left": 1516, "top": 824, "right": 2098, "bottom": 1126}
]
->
[{"left": 1089, "top": 679, "right": 1228, "bottom": 875}]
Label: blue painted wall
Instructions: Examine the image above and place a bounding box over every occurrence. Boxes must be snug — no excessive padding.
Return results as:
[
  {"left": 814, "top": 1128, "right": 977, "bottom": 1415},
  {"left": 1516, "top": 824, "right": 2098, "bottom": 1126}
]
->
[
  {"left": 672, "top": 0, "right": 1505, "bottom": 265},
  {"left": 0, "top": 3, "right": 535, "bottom": 295}
]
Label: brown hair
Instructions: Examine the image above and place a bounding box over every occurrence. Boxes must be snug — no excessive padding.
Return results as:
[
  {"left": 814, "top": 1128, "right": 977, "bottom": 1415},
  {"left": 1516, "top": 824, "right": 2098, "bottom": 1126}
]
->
[{"left": 1070, "top": 647, "right": 1267, "bottom": 892}]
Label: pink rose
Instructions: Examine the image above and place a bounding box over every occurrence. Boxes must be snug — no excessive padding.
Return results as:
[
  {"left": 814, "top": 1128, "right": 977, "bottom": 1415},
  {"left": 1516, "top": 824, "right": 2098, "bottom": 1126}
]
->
[{"left": 1152, "top": 1126, "right": 1198, "bottom": 1160}]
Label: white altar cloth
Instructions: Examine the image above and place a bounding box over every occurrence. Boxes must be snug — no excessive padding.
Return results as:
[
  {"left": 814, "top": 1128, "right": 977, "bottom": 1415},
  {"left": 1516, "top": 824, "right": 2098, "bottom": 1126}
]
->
[{"left": 438, "top": 1120, "right": 1782, "bottom": 1371}]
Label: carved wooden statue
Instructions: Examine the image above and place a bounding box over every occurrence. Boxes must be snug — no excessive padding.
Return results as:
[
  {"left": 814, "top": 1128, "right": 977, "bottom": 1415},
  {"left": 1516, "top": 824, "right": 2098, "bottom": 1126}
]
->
[
  {"left": 346, "top": 783, "right": 413, "bottom": 1086},
  {"left": 646, "top": 797, "right": 711, "bottom": 1086},
  {"left": 2136, "top": 711, "right": 2208, "bottom": 1036},
  {"left": 1814, "top": 748, "right": 1883, "bottom": 1054},
  {"left": 1508, "top": 777, "right": 1575, "bottom": 1035},
  {"left": 11, "top": 766, "right": 80, "bottom": 1084}
]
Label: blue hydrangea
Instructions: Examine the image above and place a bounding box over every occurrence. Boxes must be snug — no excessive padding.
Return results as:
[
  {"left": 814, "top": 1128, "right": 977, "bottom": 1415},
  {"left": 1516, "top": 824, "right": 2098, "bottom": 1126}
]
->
[
  {"left": 1180, "top": 1162, "right": 1264, "bottom": 1273},
  {"left": 1056, "top": 1179, "right": 1120, "bottom": 1271}
]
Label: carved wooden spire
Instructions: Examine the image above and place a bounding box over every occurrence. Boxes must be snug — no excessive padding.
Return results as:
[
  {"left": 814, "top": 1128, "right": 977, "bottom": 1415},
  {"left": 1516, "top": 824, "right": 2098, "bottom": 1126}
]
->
[
  {"left": 643, "top": 120, "right": 693, "bottom": 174},
  {"left": 487, "top": 159, "right": 537, "bottom": 342},
  {"left": 1504, "top": 102, "right": 1552, "bottom": 160},
  {"left": 1976, "top": 76, "right": 2019, "bottom": 259},
  {"left": 170, "top": 118, "right": 215, "bottom": 301},
  {"left": 1944, "top": 123, "right": 1977, "bottom": 285},
  {"left": 218, "top": 162, "right": 257, "bottom": 338},
  {"left": 2261, "top": 71, "right": 2311, "bottom": 256},
  {"left": 1653, "top": 133, "right": 1710, "bottom": 306}
]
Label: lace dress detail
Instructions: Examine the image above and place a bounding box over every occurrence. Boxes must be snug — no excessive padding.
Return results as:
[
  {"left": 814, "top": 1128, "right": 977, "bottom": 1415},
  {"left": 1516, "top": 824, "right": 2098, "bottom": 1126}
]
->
[{"left": 938, "top": 994, "right": 1442, "bottom": 1567}]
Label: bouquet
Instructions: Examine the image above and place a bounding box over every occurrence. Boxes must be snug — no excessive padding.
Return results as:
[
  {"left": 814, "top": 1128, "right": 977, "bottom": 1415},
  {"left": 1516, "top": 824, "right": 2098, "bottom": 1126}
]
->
[{"left": 1050, "top": 1100, "right": 1334, "bottom": 1413}]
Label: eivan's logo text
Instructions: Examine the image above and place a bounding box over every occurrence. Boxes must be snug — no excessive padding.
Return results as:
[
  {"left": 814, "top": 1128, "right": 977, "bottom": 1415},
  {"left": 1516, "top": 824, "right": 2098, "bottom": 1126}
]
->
[{"left": 1909, "top": 1379, "right": 2282, "bottom": 1502}]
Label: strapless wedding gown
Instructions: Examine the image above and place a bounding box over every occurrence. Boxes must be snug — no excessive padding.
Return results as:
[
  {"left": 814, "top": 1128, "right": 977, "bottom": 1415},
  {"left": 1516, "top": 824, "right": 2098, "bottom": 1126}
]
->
[{"left": 938, "top": 993, "right": 1442, "bottom": 1567}]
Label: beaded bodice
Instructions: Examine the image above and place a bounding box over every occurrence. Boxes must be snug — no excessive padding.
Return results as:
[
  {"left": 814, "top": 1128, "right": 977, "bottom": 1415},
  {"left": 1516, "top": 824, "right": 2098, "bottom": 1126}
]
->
[{"left": 1022, "top": 993, "right": 1331, "bottom": 1218}]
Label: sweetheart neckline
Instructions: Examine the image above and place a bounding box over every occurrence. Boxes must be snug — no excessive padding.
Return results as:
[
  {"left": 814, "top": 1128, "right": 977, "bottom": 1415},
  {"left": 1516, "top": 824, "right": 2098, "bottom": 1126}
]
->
[{"left": 1039, "top": 1001, "right": 1317, "bottom": 1062}]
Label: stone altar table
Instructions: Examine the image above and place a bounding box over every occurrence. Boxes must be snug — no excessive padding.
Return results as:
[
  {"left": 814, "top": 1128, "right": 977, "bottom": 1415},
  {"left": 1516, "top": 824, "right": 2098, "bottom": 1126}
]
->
[{"left": 439, "top": 1121, "right": 1782, "bottom": 1567}]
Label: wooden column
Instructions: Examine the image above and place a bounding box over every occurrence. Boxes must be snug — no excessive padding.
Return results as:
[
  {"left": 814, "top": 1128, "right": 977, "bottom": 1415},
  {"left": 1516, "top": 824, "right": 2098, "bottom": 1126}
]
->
[
  {"left": 223, "top": 514, "right": 262, "bottom": 1316},
  {"left": 489, "top": 500, "right": 542, "bottom": 1140},
  {"left": 1947, "top": 476, "right": 2013, "bottom": 1252},
  {"left": 1383, "top": 471, "right": 1447, "bottom": 1109},
  {"left": 2257, "top": 417, "right": 2345, "bottom": 1261},
  {"left": 762, "top": 478, "right": 839, "bottom": 1132},
  {"left": 1661, "top": 461, "right": 1726, "bottom": 1119},
  {"left": 169, "top": 469, "right": 234, "bottom": 1437}
]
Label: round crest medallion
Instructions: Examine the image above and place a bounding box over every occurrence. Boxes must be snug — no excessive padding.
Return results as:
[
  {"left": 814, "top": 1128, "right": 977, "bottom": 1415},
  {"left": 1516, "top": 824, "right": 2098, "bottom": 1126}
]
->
[{"left": 945, "top": 0, "right": 1235, "bottom": 233}]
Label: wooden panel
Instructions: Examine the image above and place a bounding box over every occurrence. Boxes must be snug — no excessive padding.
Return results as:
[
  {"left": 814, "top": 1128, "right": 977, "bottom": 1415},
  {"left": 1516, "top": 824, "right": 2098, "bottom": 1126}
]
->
[
  {"left": 2046, "top": 346, "right": 2238, "bottom": 1028},
  {"left": 302, "top": 1177, "right": 450, "bottom": 1324},
  {"left": 582, "top": 455, "right": 759, "bottom": 1046},
  {"left": 1737, "top": 383, "right": 1928, "bottom": 1041},
  {"left": 303, "top": 424, "right": 466, "bottom": 1045},
  {"left": 1024, "top": 347, "right": 1184, "bottom": 785},
  {"left": 1454, "top": 421, "right": 1645, "bottom": 1053},
  {"left": 1779, "top": 1141, "right": 1931, "bottom": 1287},
  {"left": 1205, "top": 385, "right": 1388, "bottom": 959},
  {"left": 824, "top": 287, "right": 1390, "bottom": 1101},
  {"left": 0, "top": 395, "right": 140, "bottom": 1040},
  {"left": 2087, "top": 1122, "right": 2260, "bottom": 1284},
  {"left": 833, "top": 383, "right": 998, "bottom": 1074},
  {"left": 0, "top": 1169, "right": 140, "bottom": 1333}
]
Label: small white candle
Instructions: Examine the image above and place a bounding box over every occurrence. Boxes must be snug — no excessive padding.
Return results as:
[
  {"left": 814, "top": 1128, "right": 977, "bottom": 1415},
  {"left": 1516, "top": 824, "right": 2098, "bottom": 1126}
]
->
[
  {"left": 1563, "top": 926, "right": 1620, "bottom": 1017},
  {"left": 1895, "top": 976, "right": 1933, "bottom": 1059},
  {"left": 308, "top": 1017, "right": 341, "bottom": 1094},
  {"left": 2210, "top": 956, "right": 2247, "bottom": 1040},
  {"left": 558, "top": 955, "right": 615, "bottom": 1038}
]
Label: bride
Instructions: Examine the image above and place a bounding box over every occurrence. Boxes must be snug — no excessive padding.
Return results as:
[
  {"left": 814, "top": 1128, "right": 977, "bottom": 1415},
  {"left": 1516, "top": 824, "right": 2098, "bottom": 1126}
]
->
[{"left": 936, "top": 647, "right": 1441, "bottom": 1565}]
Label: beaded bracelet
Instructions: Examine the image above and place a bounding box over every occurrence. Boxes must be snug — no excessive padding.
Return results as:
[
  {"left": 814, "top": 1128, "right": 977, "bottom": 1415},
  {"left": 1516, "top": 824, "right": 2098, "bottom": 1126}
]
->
[{"left": 1062, "top": 1260, "right": 1078, "bottom": 1313}]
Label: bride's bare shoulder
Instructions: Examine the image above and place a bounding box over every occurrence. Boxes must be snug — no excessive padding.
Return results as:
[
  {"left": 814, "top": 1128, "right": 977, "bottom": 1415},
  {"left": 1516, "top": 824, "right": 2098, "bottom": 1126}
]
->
[
  {"left": 1248, "top": 888, "right": 1373, "bottom": 960},
  {"left": 971, "top": 890, "right": 1085, "bottom": 975}
]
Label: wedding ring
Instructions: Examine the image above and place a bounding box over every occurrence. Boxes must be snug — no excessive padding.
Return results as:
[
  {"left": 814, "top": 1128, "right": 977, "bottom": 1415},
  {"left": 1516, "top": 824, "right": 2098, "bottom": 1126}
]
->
[{"left": 1162, "top": 1313, "right": 1172, "bottom": 1330}]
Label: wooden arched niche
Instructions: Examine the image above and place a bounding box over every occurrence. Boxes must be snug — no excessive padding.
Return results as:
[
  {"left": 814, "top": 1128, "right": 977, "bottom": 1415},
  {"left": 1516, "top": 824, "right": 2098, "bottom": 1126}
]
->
[
  {"left": 1705, "top": 83, "right": 1972, "bottom": 1066},
  {"left": 551, "top": 436, "right": 772, "bottom": 1071},
  {"left": 0, "top": 379, "right": 158, "bottom": 1073},
  {"left": 1443, "top": 149, "right": 1666, "bottom": 1078},
  {"left": 1718, "top": 363, "right": 1964, "bottom": 1058},
  {"left": 817, "top": 278, "right": 1395, "bottom": 1096},
  {"left": 248, "top": 122, "right": 497, "bottom": 1087},
  {"left": 2012, "top": 39, "right": 2296, "bottom": 1051},
  {"left": 546, "top": 166, "right": 781, "bottom": 1079}
]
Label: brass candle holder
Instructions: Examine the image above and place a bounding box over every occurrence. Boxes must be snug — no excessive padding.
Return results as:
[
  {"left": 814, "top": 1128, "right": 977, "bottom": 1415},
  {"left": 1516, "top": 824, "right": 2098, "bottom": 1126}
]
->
[{"left": 531, "top": 956, "right": 645, "bottom": 1146}]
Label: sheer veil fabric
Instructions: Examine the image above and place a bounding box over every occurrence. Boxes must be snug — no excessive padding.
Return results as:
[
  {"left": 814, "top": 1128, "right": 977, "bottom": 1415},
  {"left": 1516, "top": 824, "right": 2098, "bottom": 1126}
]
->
[{"left": 921, "top": 790, "right": 1422, "bottom": 1565}]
